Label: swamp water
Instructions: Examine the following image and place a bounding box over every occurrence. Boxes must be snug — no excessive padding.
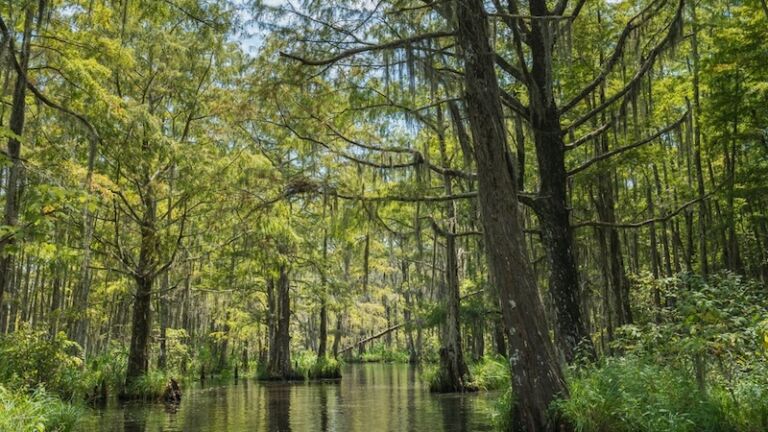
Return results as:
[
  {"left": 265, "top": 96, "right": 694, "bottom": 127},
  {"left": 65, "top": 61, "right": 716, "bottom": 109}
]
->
[{"left": 79, "top": 363, "right": 498, "bottom": 431}]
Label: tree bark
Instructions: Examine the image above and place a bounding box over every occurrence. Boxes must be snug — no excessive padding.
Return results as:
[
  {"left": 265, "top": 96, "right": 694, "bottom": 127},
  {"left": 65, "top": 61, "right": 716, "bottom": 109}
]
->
[
  {"left": 0, "top": 6, "right": 34, "bottom": 330},
  {"left": 524, "top": 0, "right": 593, "bottom": 361},
  {"left": 690, "top": 0, "right": 709, "bottom": 276},
  {"left": 455, "top": 1, "right": 570, "bottom": 429},
  {"left": 125, "top": 177, "right": 158, "bottom": 387},
  {"left": 432, "top": 105, "right": 469, "bottom": 392},
  {"left": 126, "top": 275, "right": 153, "bottom": 385},
  {"left": 266, "top": 265, "right": 293, "bottom": 378}
]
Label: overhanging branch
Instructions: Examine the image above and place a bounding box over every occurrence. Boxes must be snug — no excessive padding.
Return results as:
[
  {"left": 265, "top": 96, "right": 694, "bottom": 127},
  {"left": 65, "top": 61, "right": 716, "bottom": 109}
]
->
[
  {"left": 567, "top": 112, "right": 687, "bottom": 177},
  {"left": 280, "top": 31, "right": 455, "bottom": 66}
]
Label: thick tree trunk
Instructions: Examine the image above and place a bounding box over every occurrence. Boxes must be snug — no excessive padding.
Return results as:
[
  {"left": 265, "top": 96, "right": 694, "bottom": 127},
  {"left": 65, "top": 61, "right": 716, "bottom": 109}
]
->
[
  {"left": 126, "top": 178, "right": 158, "bottom": 388},
  {"left": 455, "top": 1, "right": 570, "bottom": 429},
  {"left": 126, "top": 275, "right": 153, "bottom": 385},
  {"left": 433, "top": 233, "right": 470, "bottom": 392},
  {"left": 525, "top": 0, "right": 593, "bottom": 361},
  {"left": 266, "top": 265, "right": 292, "bottom": 378}
]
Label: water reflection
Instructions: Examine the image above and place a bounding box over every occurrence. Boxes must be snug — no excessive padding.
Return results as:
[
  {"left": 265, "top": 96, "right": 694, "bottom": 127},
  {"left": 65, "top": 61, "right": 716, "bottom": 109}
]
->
[
  {"left": 123, "top": 407, "right": 146, "bottom": 432},
  {"left": 319, "top": 383, "right": 329, "bottom": 431},
  {"left": 266, "top": 384, "right": 291, "bottom": 432},
  {"left": 79, "top": 364, "right": 496, "bottom": 432}
]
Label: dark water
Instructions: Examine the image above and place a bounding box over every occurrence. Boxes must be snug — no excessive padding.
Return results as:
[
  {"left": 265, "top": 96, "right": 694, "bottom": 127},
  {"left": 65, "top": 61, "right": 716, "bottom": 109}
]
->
[{"left": 79, "top": 363, "right": 497, "bottom": 431}]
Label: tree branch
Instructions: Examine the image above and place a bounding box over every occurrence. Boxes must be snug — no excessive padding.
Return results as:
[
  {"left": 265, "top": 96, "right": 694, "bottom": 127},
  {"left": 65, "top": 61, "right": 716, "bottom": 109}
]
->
[
  {"left": 567, "top": 112, "right": 687, "bottom": 177},
  {"left": 560, "top": 0, "right": 669, "bottom": 115},
  {"left": 564, "top": 122, "right": 612, "bottom": 151},
  {"left": 566, "top": 0, "right": 684, "bottom": 129},
  {"left": 280, "top": 31, "right": 455, "bottom": 66},
  {"left": 573, "top": 193, "right": 710, "bottom": 229}
]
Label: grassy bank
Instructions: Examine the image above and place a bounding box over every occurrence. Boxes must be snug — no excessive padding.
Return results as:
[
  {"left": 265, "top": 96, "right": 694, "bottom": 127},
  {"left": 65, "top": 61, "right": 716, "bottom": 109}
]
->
[{"left": 0, "top": 386, "right": 82, "bottom": 432}]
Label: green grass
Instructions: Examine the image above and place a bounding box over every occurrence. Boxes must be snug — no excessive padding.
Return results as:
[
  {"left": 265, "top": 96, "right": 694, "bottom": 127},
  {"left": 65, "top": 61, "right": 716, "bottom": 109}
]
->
[
  {"left": 308, "top": 357, "right": 342, "bottom": 379},
  {"left": 0, "top": 386, "right": 82, "bottom": 432},
  {"left": 288, "top": 351, "right": 342, "bottom": 380},
  {"left": 485, "top": 355, "right": 768, "bottom": 432},
  {"left": 121, "top": 370, "right": 170, "bottom": 401},
  {"left": 469, "top": 355, "right": 510, "bottom": 391},
  {"left": 349, "top": 344, "right": 410, "bottom": 364},
  {"left": 558, "top": 357, "right": 726, "bottom": 432}
]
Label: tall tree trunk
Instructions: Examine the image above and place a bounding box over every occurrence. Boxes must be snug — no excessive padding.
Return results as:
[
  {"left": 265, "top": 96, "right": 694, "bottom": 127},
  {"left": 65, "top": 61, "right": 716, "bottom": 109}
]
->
[
  {"left": 69, "top": 136, "right": 98, "bottom": 353},
  {"left": 125, "top": 179, "right": 158, "bottom": 387},
  {"left": 317, "top": 204, "right": 329, "bottom": 359},
  {"left": 402, "top": 259, "right": 419, "bottom": 363},
  {"left": 432, "top": 105, "right": 469, "bottom": 392},
  {"left": 266, "top": 264, "right": 292, "bottom": 378},
  {"left": 126, "top": 275, "right": 153, "bottom": 386},
  {"left": 157, "top": 177, "right": 174, "bottom": 370},
  {"left": 655, "top": 164, "right": 673, "bottom": 276},
  {"left": 690, "top": 0, "right": 709, "bottom": 276},
  {"left": 0, "top": 6, "right": 34, "bottom": 330},
  {"left": 317, "top": 300, "right": 328, "bottom": 358},
  {"left": 455, "top": 1, "right": 570, "bottom": 428},
  {"left": 525, "top": 0, "right": 593, "bottom": 362},
  {"left": 332, "top": 312, "right": 342, "bottom": 359}
]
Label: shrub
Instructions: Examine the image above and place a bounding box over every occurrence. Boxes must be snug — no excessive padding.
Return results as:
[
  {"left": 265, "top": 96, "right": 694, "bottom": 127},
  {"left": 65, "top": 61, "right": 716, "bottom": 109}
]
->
[
  {"left": 0, "top": 385, "right": 82, "bottom": 432},
  {"left": 0, "top": 327, "right": 84, "bottom": 400},
  {"left": 84, "top": 343, "right": 128, "bottom": 397},
  {"left": 558, "top": 356, "right": 729, "bottom": 432},
  {"left": 712, "top": 363, "right": 768, "bottom": 431},
  {"left": 491, "top": 387, "right": 516, "bottom": 432}
]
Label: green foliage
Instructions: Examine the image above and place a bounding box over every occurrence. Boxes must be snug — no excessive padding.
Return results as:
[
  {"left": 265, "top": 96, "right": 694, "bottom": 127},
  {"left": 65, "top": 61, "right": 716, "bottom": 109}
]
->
[
  {"left": 356, "top": 344, "right": 410, "bottom": 364},
  {"left": 554, "top": 272, "right": 768, "bottom": 432},
  {"left": 559, "top": 357, "right": 729, "bottom": 432},
  {"left": 289, "top": 351, "right": 342, "bottom": 380},
  {"left": 713, "top": 362, "right": 768, "bottom": 431},
  {"left": 0, "top": 328, "right": 84, "bottom": 400},
  {"left": 0, "top": 386, "right": 82, "bottom": 432},
  {"left": 468, "top": 355, "right": 509, "bottom": 391},
  {"left": 619, "top": 272, "right": 768, "bottom": 379},
  {"left": 166, "top": 329, "right": 193, "bottom": 375},
  {"left": 309, "top": 357, "right": 342, "bottom": 380},
  {"left": 85, "top": 343, "right": 128, "bottom": 394},
  {"left": 491, "top": 388, "right": 516, "bottom": 432},
  {"left": 122, "top": 370, "right": 170, "bottom": 401}
]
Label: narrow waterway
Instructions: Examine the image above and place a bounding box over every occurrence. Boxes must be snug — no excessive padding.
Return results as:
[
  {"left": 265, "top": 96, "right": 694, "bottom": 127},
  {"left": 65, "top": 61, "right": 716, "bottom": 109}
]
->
[{"left": 79, "top": 363, "right": 498, "bottom": 431}]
